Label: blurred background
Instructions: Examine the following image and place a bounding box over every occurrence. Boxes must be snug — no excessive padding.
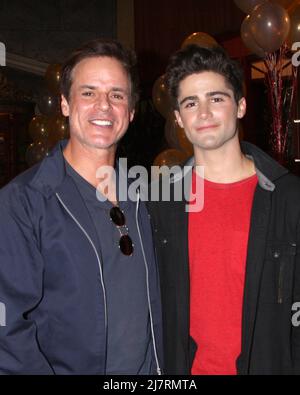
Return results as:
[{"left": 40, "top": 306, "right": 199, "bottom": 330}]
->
[{"left": 0, "top": 0, "right": 299, "bottom": 187}]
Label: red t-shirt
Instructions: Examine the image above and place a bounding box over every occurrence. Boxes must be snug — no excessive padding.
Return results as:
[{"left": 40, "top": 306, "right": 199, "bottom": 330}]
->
[{"left": 189, "top": 172, "right": 257, "bottom": 375}]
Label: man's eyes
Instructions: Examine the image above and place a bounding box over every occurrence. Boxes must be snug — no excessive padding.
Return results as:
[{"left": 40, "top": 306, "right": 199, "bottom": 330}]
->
[
  {"left": 211, "top": 97, "right": 224, "bottom": 103},
  {"left": 184, "top": 101, "right": 196, "bottom": 108},
  {"left": 80, "top": 91, "right": 125, "bottom": 100},
  {"left": 82, "top": 91, "right": 94, "bottom": 97},
  {"left": 110, "top": 93, "right": 124, "bottom": 100},
  {"left": 183, "top": 97, "right": 225, "bottom": 109}
]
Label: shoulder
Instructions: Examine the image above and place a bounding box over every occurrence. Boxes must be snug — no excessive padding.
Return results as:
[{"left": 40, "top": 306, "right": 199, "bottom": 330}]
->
[
  {"left": 0, "top": 163, "right": 40, "bottom": 201},
  {"left": 0, "top": 162, "right": 49, "bottom": 227},
  {"left": 274, "top": 173, "right": 300, "bottom": 198}
]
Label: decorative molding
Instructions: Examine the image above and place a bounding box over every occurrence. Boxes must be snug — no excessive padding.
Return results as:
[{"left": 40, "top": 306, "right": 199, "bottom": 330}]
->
[{"left": 5, "top": 52, "right": 48, "bottom": 76}]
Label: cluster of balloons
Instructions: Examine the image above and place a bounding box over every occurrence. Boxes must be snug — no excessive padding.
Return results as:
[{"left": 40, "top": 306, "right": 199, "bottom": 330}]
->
[
  {"left": 152, "top": 32, "right": 219, "bottom": 168},
  {"left": 26, "top": 64, "right": 69, "bottom": 167},
  {"left": 236, "top": 0, "right": 300, "bottom": 57}
]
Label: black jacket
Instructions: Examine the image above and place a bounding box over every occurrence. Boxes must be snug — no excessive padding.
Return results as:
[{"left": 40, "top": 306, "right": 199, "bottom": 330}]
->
[{"left": 147, "top": 142, "right": 300, "bottom": 375}]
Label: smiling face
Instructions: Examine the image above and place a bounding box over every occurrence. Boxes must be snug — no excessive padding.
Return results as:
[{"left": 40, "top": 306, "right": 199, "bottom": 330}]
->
[
  {"left": 61, "top": 56, "right": 134, "bottom": 153},
  {"left": 175, "top": 71, "right": 246, "bottom": 154}
]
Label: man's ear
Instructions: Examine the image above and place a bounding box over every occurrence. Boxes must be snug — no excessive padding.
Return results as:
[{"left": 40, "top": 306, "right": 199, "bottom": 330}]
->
[
  {"left": 175, "top": 110, "right": 183, "bottom": 128},
  {"left": 129, "top": 109, "right": 135, "bottom": 123},
  {"left": 61, "top": 95, "right": 70, "bottom": 117},
  {"left": 237, "top": 97, "right": 246, "bottom": 119}
]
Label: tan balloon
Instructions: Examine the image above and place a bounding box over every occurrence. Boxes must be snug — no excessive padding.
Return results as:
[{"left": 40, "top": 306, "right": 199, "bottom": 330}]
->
[
  {"left": 45, "top": 63, "right": 62, "bottom": 95},
  {"left": 152, "top": 75, "right": 171, "bottom": 118},
  {"left": 181, "top": 32, "right": 219, "bottom": 49},
  {"left": 48, "top": 115, "right": 69, "bottom": 147},
  {"left": 29, "top": 115, "right": 51, "bottom": 142},
  {"left": 250, "top": 2, "right": 290, "bottom": 53},
  {"left": 153, "top": 149, "right": 188, "bottom": 167},
  {"left": 241, "top": 15, "right": 266, "bottom": 57}
]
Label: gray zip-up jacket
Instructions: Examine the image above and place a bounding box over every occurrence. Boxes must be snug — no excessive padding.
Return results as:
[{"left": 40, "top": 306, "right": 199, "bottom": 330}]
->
[{"left": 0, "top": 141, "right": 163, "bottom": 375}]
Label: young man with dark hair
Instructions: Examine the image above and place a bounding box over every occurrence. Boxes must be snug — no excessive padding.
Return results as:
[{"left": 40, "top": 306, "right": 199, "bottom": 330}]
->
[
  {"left": 148, "top": 45, "right": 300, "bottom": 375},
  {"left": 0, "top": 39, "right": 163, "bottom": 375}
]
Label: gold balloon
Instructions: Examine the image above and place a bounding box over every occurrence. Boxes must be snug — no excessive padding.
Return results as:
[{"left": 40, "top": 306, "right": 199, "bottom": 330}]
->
[
  {"left": 153, "top": 149, "right": 189, "bottom": 167},
  {"left": 26, "top": 141, "right": 51, "bottom": 167},
  {"left": 250, "top": 2, "right": 290, "bottom": 53},
  {"left": 181, "top": 32, "right": 219, "bottom": 49},
  {"left": 48, "top": 115, "right": 69, "bottom": 147},
  {"left": 176, "top": 128, "right": 194, "bottom": 157},
  {"left": 152, "top": 75, "right": 171, "bottom": 118},
  {"left": 45, "top": 63, "right": 62, "bottom": 95},
  {"left": 241, "top": 15, "right": 266, "bottom": 58},
  {"left": 29, "top": 115, "right": 51, "bottom": 142}
]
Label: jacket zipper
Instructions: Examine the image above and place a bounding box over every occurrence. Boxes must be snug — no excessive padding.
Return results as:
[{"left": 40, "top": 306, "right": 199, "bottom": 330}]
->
[
  {"left": 56, "top": 193, "right": 108, "bottom": 371},
  {"left": 135, "top": 190, "right": 162, "bottom": 375}
]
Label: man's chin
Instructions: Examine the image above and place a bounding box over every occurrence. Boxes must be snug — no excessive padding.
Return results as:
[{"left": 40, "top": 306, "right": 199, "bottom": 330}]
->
[
  {"left": 91, "top": 142, "right": 117, "bottom": 150},
  {"left": 192, "top": 137, "right": 218, "bottom": 151},
  {"left": 73, "top": 139, "right": 116, "bottom": 152}
]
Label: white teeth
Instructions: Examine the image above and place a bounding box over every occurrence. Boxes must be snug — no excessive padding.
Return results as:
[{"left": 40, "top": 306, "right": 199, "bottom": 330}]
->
[{"left": 90, "top": 120, "right": 113, "bottom": 126}]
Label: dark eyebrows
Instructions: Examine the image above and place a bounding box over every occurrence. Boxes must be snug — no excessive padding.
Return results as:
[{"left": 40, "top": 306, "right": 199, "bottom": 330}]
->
[
  {"left": 207, "top": 91, "right": 231, "bottom": 98},
  {"left": 79, "top": 85, "right": 96, "bottom": 90},
  {"left": 179, "top": 96, "right": 198, "bottom": 106},
  {"left": 78, "top": 85, "right": 128, "bottom": 94},
  {"left": 111, "top": 87, "right": 129, "bottom": 94},
  {"left": 179, "top": 91, "right": 232, "bottom": 106}
]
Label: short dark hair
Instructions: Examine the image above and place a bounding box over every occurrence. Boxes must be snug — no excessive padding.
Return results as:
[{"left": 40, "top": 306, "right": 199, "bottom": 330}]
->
[
  {"left": 166, "top": 45, "right": 244, "bottom": 109},
  {"left": 60, "top": 38, "right": 139, "bottom": 109}
]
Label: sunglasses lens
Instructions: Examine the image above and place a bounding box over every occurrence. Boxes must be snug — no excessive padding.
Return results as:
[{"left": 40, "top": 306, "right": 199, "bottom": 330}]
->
[
  {"left": 119, "top": 235, "right": 134, "bottom": 256},
  {"left": 110, "top": 206, "right": 125, "bottom": 226}
]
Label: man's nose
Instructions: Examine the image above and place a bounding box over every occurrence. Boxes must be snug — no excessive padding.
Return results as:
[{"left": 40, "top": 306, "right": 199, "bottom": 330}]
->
[
  {"left": 197, "top": 102, "right": 212, "bottom": 119},
  {"left": 95, "top": 93, "right": 111, "bottom": 111}
]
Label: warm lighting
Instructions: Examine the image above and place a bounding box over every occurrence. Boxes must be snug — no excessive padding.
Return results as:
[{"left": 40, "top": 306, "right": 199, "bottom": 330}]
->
[{"left": 294, "top": 120, "right": 300, "bottom": 123}]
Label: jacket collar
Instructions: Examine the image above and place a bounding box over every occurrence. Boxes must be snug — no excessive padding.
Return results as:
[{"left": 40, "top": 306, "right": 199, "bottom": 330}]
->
[
  {"left": 29, "top": 140, "right": 134, "bottom": 199},
  {"left": 241, "top": 141, "right": 288, "bottom": 186},
  {"left": 27, "top": 140, "right": 102, "bottom": 249},
  {"left": 171, "top": 141, "right": 289, "bottom": 192}
]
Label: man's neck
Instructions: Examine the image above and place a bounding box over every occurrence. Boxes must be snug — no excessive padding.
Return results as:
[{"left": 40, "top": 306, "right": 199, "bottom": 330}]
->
[
  {"left": 63, "top": 140, "right": 118, "bottom": 205},
  {"left": 194, "top": 140, "right": 256, "bottom": 184}
]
